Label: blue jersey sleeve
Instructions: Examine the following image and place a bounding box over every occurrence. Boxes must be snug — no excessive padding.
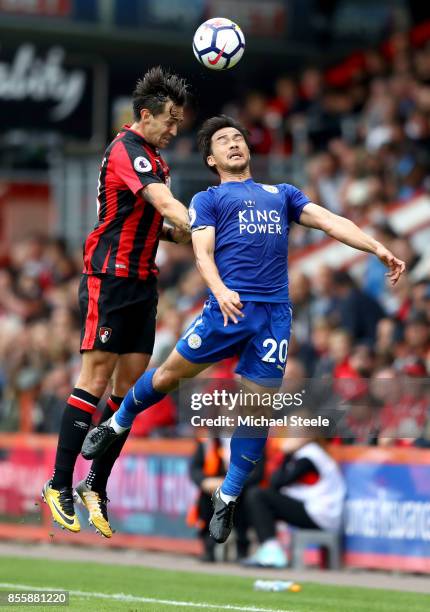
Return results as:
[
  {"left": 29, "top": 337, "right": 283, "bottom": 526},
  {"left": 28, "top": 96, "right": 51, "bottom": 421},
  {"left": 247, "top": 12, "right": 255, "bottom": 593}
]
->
[
  {"left": 280, "top": 184, "right": 311, "bottom": 224},
  {"left": 189, "top": 190, "right": 216, "bottom": 230}
]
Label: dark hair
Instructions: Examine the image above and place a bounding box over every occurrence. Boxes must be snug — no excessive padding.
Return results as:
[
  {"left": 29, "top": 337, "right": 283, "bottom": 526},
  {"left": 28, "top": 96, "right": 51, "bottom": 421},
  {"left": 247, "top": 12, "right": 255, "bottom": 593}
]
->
[
  {"left": 197, "top": 115, "right": 250, "bottom": 174},
  {"left": 132, "top": 66, "right": 188, "bottom": 121},
  {"left": 332, "top": 270, "right": 355, "bottom": 288}
]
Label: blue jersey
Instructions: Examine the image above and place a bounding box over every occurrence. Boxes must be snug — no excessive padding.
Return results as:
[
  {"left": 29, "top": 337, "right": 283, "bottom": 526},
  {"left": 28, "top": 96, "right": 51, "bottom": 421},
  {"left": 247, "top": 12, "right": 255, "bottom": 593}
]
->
[{"left": 189, "top": 178, "right": 310, "bottom": 302}]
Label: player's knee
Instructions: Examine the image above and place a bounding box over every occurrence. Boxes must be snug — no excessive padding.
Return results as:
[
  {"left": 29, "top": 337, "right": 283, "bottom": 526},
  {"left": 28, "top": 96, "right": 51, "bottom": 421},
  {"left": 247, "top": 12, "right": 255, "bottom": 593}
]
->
[
  {"left": 153, "top": 367, "right": 180, "bottom": 393},
  {"left": 113, "top": 378, "right": 137, "bottom": 397},
  {"left": 90, "top": 375, "right": 111, "bottom": 396},
  {"left": 77, "top": 367, "right": 112, "bottom": 397}
]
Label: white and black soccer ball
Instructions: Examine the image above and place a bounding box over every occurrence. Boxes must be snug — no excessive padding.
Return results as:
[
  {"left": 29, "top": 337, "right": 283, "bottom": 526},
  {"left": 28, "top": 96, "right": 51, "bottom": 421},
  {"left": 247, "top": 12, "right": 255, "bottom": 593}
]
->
[{"left": 193, "top": 17, "right": 245, "bottom": 71}]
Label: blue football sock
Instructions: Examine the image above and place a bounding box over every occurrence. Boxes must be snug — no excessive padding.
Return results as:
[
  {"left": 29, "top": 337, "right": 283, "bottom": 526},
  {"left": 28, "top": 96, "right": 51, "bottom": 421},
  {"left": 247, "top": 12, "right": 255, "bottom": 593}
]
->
[
  {"left": 114, "top": 368, "right": 166, "bottom": 428},
  {"left": 221, "top": 426, "right": 268, "bottom": 497}
]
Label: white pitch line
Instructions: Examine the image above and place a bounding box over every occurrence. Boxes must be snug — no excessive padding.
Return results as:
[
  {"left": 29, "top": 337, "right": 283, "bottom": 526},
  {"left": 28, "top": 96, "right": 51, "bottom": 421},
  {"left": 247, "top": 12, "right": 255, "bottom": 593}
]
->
[{"left": 0, "top": 583, "right": 295, "bottom": 612}]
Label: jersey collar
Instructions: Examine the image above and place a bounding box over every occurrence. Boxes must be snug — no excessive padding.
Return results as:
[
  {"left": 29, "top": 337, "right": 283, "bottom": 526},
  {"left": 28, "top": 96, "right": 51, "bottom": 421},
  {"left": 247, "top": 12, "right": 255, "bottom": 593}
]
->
[
  {"left": 220, "top": 177, "right": 254, "bottom": 186},
  {"left": 121, "top": 124, "right": 159, "bottom": 155}
]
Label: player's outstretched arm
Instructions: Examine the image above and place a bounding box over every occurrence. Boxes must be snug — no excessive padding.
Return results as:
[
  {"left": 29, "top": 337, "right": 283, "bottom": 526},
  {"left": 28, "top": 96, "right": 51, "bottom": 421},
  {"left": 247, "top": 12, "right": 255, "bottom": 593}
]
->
[
  {"left": 299, "top": 203, "right": 406, "bottom": 286},
  {"left": 192, "top": 226, "right": 244, "bottom": 326},
  {"left": 144, "top": 183, "right": 190, "bottom": 233}
]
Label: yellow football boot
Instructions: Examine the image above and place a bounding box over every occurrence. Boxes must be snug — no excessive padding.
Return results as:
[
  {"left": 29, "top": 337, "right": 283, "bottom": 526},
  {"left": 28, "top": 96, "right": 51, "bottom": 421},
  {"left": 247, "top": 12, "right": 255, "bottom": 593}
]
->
[
  {"left": 74, "top": 480, "right": 113, "bottom": 538},
  {"left": 42, "top": 480, "right": 80, "bottom": 532}
]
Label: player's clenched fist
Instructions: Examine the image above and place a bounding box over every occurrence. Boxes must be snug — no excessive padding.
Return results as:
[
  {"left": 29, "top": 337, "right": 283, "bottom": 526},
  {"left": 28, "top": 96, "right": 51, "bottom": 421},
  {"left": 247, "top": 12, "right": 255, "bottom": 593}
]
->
[
  {"left": 214, "top": 288, "right": 245, "bottom": 326},
  {"left": 171, "top": 226, "right": 191, "bottom": 244}
]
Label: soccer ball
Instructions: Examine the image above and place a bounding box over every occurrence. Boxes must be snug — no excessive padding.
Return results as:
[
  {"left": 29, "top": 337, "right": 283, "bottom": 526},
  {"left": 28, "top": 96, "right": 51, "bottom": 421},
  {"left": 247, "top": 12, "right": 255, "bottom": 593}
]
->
[{"left": 193, "top": 18, "right": 245, "bottom": 71}]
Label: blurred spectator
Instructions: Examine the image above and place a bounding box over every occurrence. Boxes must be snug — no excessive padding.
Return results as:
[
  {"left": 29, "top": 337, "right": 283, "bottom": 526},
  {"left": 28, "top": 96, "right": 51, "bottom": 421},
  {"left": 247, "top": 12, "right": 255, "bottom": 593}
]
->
[
  {"left": 289, "top": 271, "right": 313, "bottom": 344},
  {"left": 331, "top": 271, "right": 385, "bottom": 342},
  {"left": 311, "top": 265, "right": 339, "bottom": 320},
  {"left": 307, "top": 318, "right": 332, "bottom": 376},
  {"left": 313, "top": 328, "right": 352, "bottom": 379},
  {"left": 335, "top": 385, "right": 382, "bottom": 445},
  {"left": 397, "top": 311, "right": 430, "bottom": 361},
  {"left": 243, "top": 435, "right": 345, "bottom": 568},
  {"left": 374, "top": 317, "right": 399, "bottom": 366},
  {"left": 379, "top": 372, "right": 429, "bottom": 445},
  {"left": 266, "top": 76, "right": 298, "bottom": 154},
  {"left": 240, "top": 92, "right": 273, "bottom": 155},
  {"left": 282, "top": 357, "right": 307, "bottom": 391},
  {"left": 305, "top": 152, "right": 346, "bottom": 214}
]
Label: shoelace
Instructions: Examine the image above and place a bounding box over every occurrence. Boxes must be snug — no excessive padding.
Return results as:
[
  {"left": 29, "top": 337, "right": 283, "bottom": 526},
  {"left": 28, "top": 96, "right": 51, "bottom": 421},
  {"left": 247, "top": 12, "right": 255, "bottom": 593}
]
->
[{"left": 58, "top": 488, "right": 75, "bottom": 516}]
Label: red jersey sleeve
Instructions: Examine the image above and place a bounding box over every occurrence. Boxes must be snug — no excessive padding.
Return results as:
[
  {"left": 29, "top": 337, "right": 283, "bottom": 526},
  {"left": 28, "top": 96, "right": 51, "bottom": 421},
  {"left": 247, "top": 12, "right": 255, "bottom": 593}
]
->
[{"left": 111, "top": 139, "right": 163, "bottom": 195}]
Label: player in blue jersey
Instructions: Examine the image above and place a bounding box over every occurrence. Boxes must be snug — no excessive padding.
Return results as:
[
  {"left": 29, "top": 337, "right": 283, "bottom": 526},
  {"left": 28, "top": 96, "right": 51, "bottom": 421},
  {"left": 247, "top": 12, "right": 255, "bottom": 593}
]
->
[{"left": 82, "top": 115, "right": 405, "bottom": 544}]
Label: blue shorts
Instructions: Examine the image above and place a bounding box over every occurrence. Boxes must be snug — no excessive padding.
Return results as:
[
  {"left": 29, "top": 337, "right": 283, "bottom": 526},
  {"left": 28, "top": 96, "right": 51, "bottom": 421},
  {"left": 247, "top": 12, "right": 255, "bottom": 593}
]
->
[{"left": 176, "top": 299, "right": 292, "bottom": 387}]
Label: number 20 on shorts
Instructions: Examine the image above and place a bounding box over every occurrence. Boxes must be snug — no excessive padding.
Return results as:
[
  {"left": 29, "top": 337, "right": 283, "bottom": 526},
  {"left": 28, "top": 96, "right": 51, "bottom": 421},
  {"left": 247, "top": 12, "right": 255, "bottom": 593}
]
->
[{"left": 262, "top": 338, "right": 289, "bottom": 364}]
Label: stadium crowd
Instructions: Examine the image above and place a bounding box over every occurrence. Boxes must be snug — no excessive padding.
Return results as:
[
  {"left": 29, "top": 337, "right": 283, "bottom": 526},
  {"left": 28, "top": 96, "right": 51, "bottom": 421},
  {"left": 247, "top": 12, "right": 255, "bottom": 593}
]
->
[
  {"left": 172, "top": 26, "right": 430, "bottom": 246},
  {"left": 0, "top": 27, "right": 429, "bottom": 446},
  {"left": 0, "top": 230, "right": 428, "bottom": 445},
  {"left": 222, "top": 28, "right": 430, "bottom": 231}
]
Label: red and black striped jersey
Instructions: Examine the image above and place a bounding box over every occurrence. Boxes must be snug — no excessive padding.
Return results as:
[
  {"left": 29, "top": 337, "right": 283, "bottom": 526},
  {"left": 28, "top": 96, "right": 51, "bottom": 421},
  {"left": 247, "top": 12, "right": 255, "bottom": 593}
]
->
[{"left": 83, "top": 124, "right": 170, "bottom": 280}]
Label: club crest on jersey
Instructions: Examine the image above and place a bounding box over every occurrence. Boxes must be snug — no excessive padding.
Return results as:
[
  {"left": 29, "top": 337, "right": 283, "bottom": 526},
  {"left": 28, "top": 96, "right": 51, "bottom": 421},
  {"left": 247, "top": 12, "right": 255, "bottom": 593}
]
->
[
  {"left": 134, "top": 156, "right": 152, "bottom": 173},
  {"left": 262, "top": 185, "right": 279, "bottom": 194},
  {"left": 99, "top": 327, "right": 112, "bottom": 344},
  {"left": 187, "top": 333, "right": 202, "bottom": 349}
]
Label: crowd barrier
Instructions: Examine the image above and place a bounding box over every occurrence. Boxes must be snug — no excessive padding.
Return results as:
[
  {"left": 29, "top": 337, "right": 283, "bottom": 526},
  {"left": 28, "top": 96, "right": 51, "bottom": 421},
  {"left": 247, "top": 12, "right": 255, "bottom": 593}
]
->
[{"left": 0, "top": 434, "right": 429, "bottom": 572}]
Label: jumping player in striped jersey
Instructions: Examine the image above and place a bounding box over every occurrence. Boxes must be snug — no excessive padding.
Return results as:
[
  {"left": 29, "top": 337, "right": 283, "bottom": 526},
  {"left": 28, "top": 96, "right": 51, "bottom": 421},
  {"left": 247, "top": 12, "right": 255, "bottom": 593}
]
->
[
  {"left": 82, "top": 115, "right": 405, "bottom": 545},
  {"left": 42, "top": 67, "right": 190, "bottom": 536}
]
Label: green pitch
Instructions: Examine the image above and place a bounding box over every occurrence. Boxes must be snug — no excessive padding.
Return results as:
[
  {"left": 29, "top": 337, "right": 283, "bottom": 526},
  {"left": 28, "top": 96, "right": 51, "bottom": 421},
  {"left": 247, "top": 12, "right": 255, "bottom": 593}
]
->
[{"left": 0, "top": 556, "right": 429, "bottom": 612}]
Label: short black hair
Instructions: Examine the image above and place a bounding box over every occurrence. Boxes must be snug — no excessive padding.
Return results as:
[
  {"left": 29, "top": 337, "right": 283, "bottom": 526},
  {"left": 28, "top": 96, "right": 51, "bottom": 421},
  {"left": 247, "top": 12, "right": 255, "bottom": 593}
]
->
[
  {"left": 332, "top": 270, "right": 356, "bottom": 288},
  {"left": 132, "top": 66, "right": 188, "bottom": 121},
  {"left": 197, "top": 115, "right": 250, "bottom": 174}
]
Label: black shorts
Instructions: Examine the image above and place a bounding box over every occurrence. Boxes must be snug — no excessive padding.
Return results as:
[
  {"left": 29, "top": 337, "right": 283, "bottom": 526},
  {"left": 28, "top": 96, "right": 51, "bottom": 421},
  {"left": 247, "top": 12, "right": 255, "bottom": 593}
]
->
[{"left": 79, "top": 273, "right": 158, "bottom": 355}]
